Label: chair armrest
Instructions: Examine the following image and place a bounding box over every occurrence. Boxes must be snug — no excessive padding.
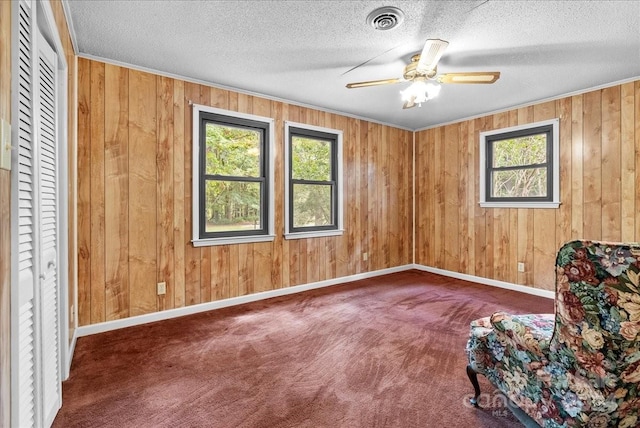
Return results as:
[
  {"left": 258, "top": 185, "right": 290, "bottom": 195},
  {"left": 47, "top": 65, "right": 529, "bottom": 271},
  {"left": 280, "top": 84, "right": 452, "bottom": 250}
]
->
[
  {"left": 490, "top": 312, "right": 555, "bottom": 356},
  {"left": 466, "top": 316, "right": 496, "bottom": 372}
]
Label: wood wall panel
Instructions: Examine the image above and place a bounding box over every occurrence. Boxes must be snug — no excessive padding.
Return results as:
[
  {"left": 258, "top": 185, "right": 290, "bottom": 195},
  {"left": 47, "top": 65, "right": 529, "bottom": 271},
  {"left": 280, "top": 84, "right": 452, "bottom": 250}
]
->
[
  {"left": 620, "top": 83, "right": 635, "bottom": 242},
  {"left": 104, "top": 64, "right": 129, "bottom": 320},
  {"left": 380, "top": 125, "right": 389, "bottom": 269},
  {"left": 76, "top": 59, "right": 413, "bottom": 325},
  {"left": 346, "top": 118, "right": 358, "bottom": 274},
  {"left": 601, "top": 86, "right": 621, "bottom": 241},
  {"left": 359, "top": 121, "right": 369, "bottom": 274},
  {"left": 271, "top": 100, "right": 285, "bottom": 286},
  {"left": 635, "top": 81, "right": 640, "bottom": 242},
  {"left": 366, "top": 122, "right": 377, "bottom": 271},
  {"left": 443, "top": 124, "right": 460, "bottom": 272},
  {"left": 89, "top": 61, "right": 106, "bottom": 323},
  {"left": 173, "top": 80, "right": 186, "bottom": 308},
  {"left": 183, "top": 82, "right": 200, "bottom": 306},
  {"left": 128, "top": 70, "right": 158, "bottom": 317},
  {"left": 459, "top": 123, "right": 470, "bottom": 274},
  {"left": 77, "top": 57, "right": 92, "bottom": 325},
  {"left": 583, "top": 91, "right": 603, "bottom": 239},
  {"left": 492, "top": 112, "right": 509, "bottom": 282},
  {"left": 156, "top": 76, "right": 173, "bottom": 312},
  {"left": 473, "top": 117, "right": 491, "bottom": 279},
  {"left": 556, "top": 97, "right": 573, "bottom": 250},
  {"left": 570, "top": 95, "right": 585, "bottom": 239},
  {"left": 532, "top": 102, "right": 558, "bottom": 290},
  {"left": 416, "top": 81, "right": 640, "bottom": 289}
]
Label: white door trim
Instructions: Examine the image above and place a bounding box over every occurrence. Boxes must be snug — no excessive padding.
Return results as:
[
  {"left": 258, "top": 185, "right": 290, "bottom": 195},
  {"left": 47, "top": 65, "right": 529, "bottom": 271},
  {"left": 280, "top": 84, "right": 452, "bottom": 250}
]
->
[{"left": 38, "top": 0, "right": 71, "bottom": 382}]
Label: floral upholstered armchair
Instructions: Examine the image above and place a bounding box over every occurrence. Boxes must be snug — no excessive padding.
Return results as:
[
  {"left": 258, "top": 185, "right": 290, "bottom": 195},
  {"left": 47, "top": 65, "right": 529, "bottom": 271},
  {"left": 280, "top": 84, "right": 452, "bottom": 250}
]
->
[{"left": 466, "top": 240, "right": 640, "bottom": 428}]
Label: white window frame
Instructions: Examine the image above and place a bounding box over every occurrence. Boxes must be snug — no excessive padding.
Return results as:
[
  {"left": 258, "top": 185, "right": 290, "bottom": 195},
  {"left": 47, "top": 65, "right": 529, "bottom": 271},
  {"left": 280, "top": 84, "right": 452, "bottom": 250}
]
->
[
  {"left": 284, "top": 121, "right": 344, "bottom": 240},
  {"left": 192, "top": 104, "right": 275, "bottom": 247},
  {"left": 479, "top": 118, "right": 560, "bottom": 209}
]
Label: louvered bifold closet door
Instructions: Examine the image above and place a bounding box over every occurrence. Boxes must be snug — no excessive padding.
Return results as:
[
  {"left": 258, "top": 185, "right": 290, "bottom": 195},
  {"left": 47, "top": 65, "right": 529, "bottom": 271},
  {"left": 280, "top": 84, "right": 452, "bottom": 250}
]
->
[
  {"left": 16, "top": 1, "right": 39, "bottom": 426},
  {"left": 13, "top": 1, "right": 63, "bottom": 426},
  {"left": 37, "top": 30, "right": 62, "bottom": 427}
]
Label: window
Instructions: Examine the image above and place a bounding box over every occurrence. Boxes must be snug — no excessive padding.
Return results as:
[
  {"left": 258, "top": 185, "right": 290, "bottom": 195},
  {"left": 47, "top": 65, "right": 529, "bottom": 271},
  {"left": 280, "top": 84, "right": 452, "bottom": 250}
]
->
[
  {"left": 192, "top": 104, "right": 274, "bottom": 246},
  {"left": 479, "top": 118, "right": 560, "bottom": 208},
  {"left": 285, "top": 122, "right": 343, "bottom": 239}
]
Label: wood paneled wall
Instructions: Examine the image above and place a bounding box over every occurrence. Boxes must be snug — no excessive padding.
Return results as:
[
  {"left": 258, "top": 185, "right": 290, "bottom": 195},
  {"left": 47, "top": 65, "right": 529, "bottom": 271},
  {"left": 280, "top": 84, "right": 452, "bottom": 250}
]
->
[
  {"left": 1, "top": 1, "right": 11, "bottom": 424},
  {"left": 416, "top": 81, "right": 640, "bottom": 291},
  {"left": 76, "top": 59, "right": 413, "bottom": 326}
]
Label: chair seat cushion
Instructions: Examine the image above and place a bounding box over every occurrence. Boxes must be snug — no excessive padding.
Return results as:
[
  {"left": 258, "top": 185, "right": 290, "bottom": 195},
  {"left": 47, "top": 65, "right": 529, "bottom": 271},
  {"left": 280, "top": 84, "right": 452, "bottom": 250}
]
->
[
  {"left": 467, "top": 313, "right": 554, "bottom": 373},
  {"left": 490, "top": 312, "right": 555, "bottom": 356}
]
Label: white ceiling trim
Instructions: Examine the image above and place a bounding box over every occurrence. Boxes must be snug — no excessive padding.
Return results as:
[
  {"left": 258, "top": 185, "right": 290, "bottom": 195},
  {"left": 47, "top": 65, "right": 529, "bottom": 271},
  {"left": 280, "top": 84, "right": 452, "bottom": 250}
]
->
[
  {"left": 60, "top": 0, "right": 79, "bottom": 55},
  {"left": 69, "top": 53, "right": 640, "bottom": 133},
  {"left": 76, "top": 52, "right": 415, "bottom": 132}
]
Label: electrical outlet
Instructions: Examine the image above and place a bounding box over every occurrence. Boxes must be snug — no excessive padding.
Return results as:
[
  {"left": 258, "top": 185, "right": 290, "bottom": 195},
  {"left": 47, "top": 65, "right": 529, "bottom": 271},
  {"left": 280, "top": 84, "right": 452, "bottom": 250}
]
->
[
  {"left": 517, "top": 262, "right": 525, "bottom": 272},
  {"left": 157, "top": 282, "right": 167, "bottom": 295},
  {"left": 363, "top": 252, "right": 368, "bottom": 261}
]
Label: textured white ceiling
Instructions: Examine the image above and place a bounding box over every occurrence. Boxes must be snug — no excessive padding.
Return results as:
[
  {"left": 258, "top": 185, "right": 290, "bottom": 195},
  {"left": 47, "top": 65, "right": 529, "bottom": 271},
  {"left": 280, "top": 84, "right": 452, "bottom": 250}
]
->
[{"left": 63, "top": 0, "right": 640, "bottom": 130}]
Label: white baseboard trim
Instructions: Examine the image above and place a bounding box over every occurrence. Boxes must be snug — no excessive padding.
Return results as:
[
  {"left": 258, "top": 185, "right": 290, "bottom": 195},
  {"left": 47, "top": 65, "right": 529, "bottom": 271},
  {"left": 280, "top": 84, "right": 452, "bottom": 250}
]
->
[
  {"left": 75, "top": 263, "right": 554, "bottom": 338},
  {"left": 412, "top": 264, "right": 555, "bottom": 299},
  {"left": 76, "top": 264, "right": 414, "bottom": 338}
]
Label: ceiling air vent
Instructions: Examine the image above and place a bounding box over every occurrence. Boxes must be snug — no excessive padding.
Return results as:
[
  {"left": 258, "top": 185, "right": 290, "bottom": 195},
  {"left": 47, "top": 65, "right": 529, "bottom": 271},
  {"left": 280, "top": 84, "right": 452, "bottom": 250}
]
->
[{"left": 366, "top": 6, "right": 405, "bottom": 31}]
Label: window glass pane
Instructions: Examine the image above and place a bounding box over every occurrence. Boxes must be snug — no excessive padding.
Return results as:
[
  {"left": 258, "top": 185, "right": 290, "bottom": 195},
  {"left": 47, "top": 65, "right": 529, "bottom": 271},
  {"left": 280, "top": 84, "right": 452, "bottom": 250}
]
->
[
  {"left": 205, "top": 123, "right": 260, "bottom": 177},
  {"left": 492, "top": 168, "right": 547, "bottom": 198},
  {"left": 292, "top": 183, "right": 332, "bottom": 228},
  {"left": 292, "top": 136, "right": 331, "bottom": 181},
  {"left": 204, "top": 180, "right": 262, "bottom": 232},
  {"left": 492, "top": 134, "right": 547, "bottom": 168}
]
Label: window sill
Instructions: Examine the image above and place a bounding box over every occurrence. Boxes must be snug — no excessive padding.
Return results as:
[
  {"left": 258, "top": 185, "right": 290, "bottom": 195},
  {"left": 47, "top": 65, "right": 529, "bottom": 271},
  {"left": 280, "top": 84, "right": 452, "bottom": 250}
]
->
[
  {"left": 285, "top": 229, "right": 344, "bottom": 240},
  {"left": 479, "top": 201, "right": 561, "bottom": 209},
  {"left": 192, "top": 234, "right": 276, "bottom": 247}
]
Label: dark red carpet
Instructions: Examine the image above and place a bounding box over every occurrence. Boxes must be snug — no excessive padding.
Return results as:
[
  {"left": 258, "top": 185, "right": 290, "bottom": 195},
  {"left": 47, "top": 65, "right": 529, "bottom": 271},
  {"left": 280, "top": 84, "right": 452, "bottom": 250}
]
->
[{"left": 53, "top": 270, "right": 553, "bottom": 427}]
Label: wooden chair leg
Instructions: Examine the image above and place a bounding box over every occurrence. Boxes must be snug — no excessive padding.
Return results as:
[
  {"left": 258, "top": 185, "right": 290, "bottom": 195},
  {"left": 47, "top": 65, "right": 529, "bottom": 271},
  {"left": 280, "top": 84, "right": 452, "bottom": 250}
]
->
[{"left": 466, "top": 365, "right": 481, "bottom": 407}]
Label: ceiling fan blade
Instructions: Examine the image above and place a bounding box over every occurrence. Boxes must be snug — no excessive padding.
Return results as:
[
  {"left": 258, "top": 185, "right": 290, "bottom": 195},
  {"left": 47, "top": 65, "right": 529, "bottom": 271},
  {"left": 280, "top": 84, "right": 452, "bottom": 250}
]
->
[
  {"left": 416, "top": 39, "right": 449, "bottom": 74},
  {"left": 403, "top": 97, "right": 417, "bottom": 109},
  {"left": 346, "top": 78, "right": 403, "bottom": 89},
  {"left": 437, "top": 72, "right": 501, "bottom": 84}
]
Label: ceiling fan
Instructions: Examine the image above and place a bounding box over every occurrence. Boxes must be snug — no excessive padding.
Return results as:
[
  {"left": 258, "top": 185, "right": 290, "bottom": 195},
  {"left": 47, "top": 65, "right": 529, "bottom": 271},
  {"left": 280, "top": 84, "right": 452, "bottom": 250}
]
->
[{"left": 346, "top": 39, "right": 500, "bottom": 109}]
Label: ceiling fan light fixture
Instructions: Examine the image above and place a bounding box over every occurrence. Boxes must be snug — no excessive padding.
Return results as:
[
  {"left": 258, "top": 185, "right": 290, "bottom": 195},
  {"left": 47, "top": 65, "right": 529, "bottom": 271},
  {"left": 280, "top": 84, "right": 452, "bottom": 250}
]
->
[
  {"left": 400, "top": 80, "right": 441, "bottom": 105},
  {"left": 366, "top": 6, "right": 405, "bottom": 31}
]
